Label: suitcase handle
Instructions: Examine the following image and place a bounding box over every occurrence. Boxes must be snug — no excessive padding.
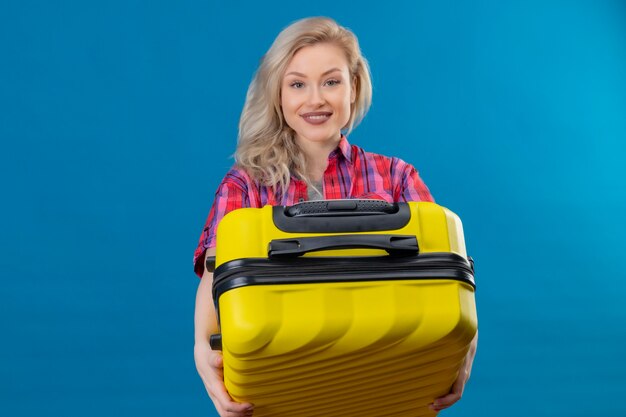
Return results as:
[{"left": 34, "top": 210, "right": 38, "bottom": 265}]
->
[
  {"left": 285, "top": 199, "right": 397, "bottom": 217},
  {"left": 273, "top": 200, "right": 411, "bottom": 233},
  {"left": 205, "top": 255, "right": 216, "bottom": 273},
  {"left": 268, "top": 234, "right": 419, "bottom": 257},
  {"left": 209, "top": 334, "right": 222, "bottom": 351}
]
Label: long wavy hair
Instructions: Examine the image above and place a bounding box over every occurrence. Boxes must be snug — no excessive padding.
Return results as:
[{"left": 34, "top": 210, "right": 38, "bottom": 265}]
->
[{"left": 235, "top": 17, "right": 372, "bottom": 194}]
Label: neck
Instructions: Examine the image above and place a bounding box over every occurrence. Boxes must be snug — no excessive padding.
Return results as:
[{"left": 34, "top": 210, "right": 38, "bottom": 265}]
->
[{"left": 296, "top": 134, "right": 342, "bottom": 182}]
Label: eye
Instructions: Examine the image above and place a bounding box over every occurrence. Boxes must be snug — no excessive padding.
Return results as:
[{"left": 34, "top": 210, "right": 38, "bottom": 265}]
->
[
  {"left": 325, "top": 79, "right": 341, "bottom": 87},
  {"left": 290, "top": 81, "right": 304, "bottom": 89}
]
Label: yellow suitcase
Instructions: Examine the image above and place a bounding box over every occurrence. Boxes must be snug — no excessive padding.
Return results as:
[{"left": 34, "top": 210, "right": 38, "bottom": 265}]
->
[{"left": 209, "top": 200, "right": 477, "bottom": 417}]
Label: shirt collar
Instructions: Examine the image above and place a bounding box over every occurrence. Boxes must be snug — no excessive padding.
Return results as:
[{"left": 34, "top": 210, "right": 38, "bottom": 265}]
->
[{"left": 328, "top": 134, "right": 353, "bottom": 163}]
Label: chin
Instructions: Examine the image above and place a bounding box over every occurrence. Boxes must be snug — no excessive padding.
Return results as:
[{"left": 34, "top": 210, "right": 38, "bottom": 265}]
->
[{"left": 298, "top": 129, "right": 339, "bottom": 144}]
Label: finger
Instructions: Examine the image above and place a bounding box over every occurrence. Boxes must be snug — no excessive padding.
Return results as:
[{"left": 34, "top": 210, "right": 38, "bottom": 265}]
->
[
  {"left": 221, "top": 407, "right": 253, "bottom": 417},
  {"left": 211, "top": 393, "right": 254, "bottom": 417},
  {"left": 204, "top": 353, "right": 254, "bottom": 416},
  {"left": 430, "top": 377, "right": 465, "bottom": 411},
  {"left": 212, "top": 383, "right": 254, "bottom": 414},
  {"left": 429, "top": 392, "right": 461, "bottom": 411},
  {"left": 221, "top": 403, "right": 254, "bottom": 417},
  {"left": 214, "top": 403, "right": 250, "bottom": 417}
]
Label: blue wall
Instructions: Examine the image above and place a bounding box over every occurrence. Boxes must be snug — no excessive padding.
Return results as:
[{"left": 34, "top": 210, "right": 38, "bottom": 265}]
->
[{"left": 1, "top": 1, "right": 625, "bottom": 416}]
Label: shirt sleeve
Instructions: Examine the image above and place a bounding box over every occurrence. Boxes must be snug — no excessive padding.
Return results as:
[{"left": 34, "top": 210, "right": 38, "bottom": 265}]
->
[
  {"left": 395, "top": 159, "right": 434, "bottom": 203},
  {"left": 193, "top": 177, "right": 250, "bottom": 278}
]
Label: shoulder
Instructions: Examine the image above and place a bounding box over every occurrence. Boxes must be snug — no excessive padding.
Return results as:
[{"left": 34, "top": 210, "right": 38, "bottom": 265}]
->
[
  {"left": 216, "top": 166, "right": 255, "bottom": 194},
  {"left": 214, "top": 166, "right": 271, "bottom": 207}
]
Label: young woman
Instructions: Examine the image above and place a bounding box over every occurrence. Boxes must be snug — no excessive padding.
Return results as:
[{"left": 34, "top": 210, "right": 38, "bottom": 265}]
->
[{"left": 193, "top": 17, "right": 477, "bottom": 417}]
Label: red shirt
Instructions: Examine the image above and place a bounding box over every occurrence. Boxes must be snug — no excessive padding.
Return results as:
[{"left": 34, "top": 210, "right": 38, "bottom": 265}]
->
[{"left": 193, "top": 136, "right": 434, "bottom": 277}]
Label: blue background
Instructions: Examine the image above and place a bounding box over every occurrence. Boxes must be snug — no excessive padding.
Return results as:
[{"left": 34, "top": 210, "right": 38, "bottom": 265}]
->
[{"left": 2, "top": 1, "right": 625, "bottom": 416}]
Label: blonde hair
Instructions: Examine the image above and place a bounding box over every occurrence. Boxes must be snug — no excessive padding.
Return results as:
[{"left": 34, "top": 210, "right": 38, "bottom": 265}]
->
[{"left": 235, "top": 17, "right": 373, "bottom": 194}]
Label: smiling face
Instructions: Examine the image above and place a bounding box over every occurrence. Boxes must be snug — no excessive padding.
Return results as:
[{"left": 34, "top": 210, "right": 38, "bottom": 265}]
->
[{"left": 281, "top": 43, "right": 356, "bottom": 149}]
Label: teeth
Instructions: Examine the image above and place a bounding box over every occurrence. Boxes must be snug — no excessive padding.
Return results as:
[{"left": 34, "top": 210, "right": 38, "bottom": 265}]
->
[{"left": 306, "top": 115, "right": 330, "bottom": 119}]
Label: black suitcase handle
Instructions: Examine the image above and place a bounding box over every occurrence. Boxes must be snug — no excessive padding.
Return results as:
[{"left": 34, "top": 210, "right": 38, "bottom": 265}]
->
[
  {"left": 285, "top": 199, "right": 397, "bottom": 217},
  {"left": 268, "top": 234, "right": 419, "bottom": 258},
  {"left": 209, "top": 334, "right": 222, "bottom": 351},
  {"left": 273, "top": 200, "right": 411, "bottom": 233},
  {"left": 205, "top": 255, "right": 216, "bottom": 273}
]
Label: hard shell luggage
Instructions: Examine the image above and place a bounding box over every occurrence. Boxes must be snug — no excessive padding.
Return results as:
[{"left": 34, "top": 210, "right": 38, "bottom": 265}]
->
[{"left": 209, "top": 200, "right": 477, "bottom": 417}]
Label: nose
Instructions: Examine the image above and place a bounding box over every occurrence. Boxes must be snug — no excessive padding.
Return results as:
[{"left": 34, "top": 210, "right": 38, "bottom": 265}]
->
[{"left": 307, "top": 85, "right": 325, "bottom": 107}]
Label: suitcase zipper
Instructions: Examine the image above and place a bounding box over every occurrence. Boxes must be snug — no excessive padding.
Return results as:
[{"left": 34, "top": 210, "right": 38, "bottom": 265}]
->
[{"left": 213, "top": 253, "right": 475, "bottom": 302}]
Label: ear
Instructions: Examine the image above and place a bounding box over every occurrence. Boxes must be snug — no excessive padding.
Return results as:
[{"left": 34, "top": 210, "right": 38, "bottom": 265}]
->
[{"left": 350, "top": 76, "right": 357, "bottom": 104}]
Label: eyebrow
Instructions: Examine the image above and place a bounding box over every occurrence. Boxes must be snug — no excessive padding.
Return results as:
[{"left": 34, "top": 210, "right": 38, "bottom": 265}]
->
[{"left": 284, "top": 68, "right": 342, "bottom": 78}]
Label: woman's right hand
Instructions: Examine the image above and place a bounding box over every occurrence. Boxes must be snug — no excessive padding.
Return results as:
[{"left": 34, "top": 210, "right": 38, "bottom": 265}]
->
[
  {"left": 195, "top": 249, "right": 254, "bottom": 417},
  {"left": 194, "top": 341, "right": 254, "bottom": 417}
]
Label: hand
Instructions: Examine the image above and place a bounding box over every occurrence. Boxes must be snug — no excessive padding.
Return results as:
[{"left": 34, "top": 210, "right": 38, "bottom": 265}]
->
[
  {"left": 429, "top": 332, "right": 478, "bottom": 413},
  {"left": 429, "top": 366, "right": 469, "bottom": 413},
  {"left": 194, "top": 342, "right": 254, "bottom": 417}
]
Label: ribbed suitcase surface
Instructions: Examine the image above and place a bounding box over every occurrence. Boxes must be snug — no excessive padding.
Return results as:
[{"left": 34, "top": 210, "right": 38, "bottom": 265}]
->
[{"left": 211, "top": 200, "right": 477, "bottom": 417}]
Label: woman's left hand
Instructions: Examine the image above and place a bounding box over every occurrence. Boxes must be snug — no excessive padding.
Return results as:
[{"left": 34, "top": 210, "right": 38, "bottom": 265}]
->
[{"left": 429, "top": 332, "right": 478, "bottom": 413}]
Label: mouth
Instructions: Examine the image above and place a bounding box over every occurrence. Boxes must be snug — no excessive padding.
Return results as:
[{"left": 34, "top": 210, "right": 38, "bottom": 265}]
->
[{"left": 300, "top": 111, "right": 332, "bottom": 125}]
